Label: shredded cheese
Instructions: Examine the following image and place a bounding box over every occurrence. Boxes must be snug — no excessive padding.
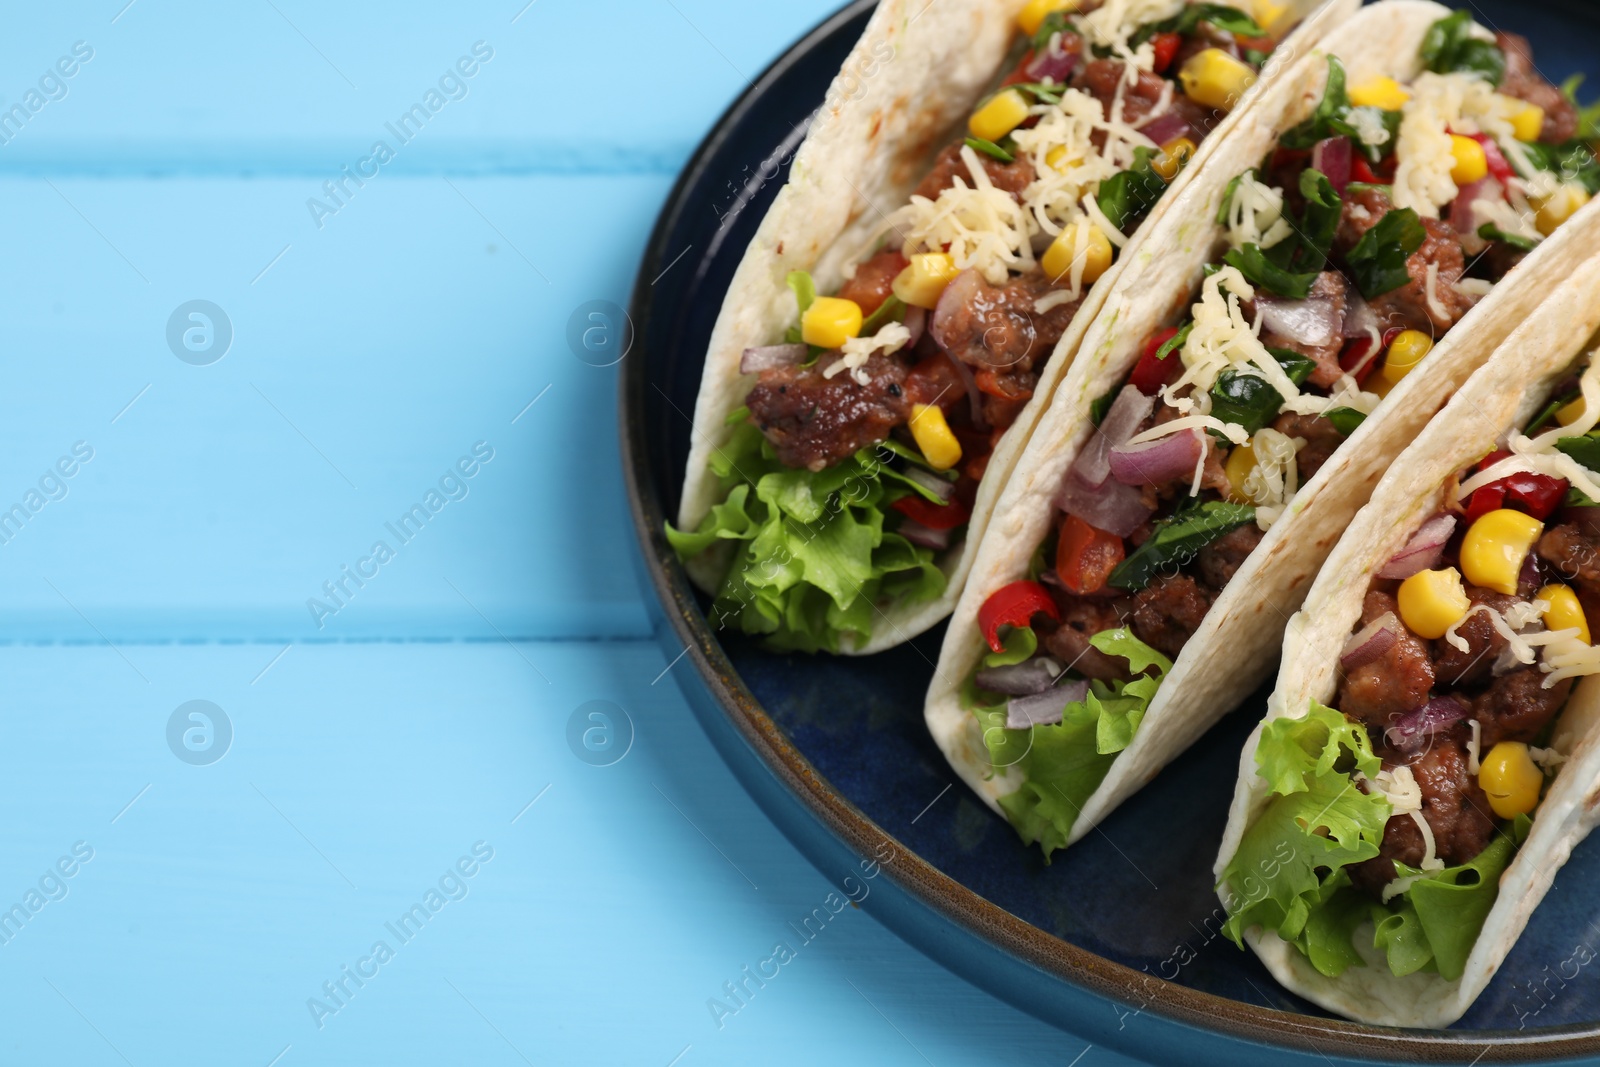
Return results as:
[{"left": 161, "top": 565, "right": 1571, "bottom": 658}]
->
[
  {"left": 823, "top": 321, "right": 911, "bottom": 383},
  {"left": 1243, "top": 427, "right": 1304, "bottom": 530},
  {"left": 1466, "top": 719, "right": 1482, "bottom": 775},
  {"left": 1362, "top": 766, "right": 1446, "bottom": 882},
  {"left": 1078, "top": 0, "right": 1185, "bottom": 63},
  {"left": 1164, "top": 267, "right": 1303, "bottom": 404},
  {"left": 1529, "top": 746, "right": 1568, "bottom": 771},
  {"left": 1223, "top": 172, "right": 1293, "bottom": 252},
  {"left": 1392, "top": 73, "right": 1530, "bottom": 218},
  {"left": 1441, "top": 598, "right": 1550, "bottom": 662}
]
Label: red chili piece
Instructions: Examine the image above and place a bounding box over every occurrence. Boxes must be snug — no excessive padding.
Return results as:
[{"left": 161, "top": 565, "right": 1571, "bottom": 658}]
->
[{"left": 978, "top": 580, "right": 1061, "bottom": 654}]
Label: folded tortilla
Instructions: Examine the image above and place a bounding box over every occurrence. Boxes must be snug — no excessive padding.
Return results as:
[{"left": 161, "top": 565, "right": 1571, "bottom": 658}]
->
[
  {"left": 1213, "top": 251, "right": 1600, "bottom": 1029},
  {"left": 926, "top": 0, "right": 1600, "bottom": 842},
  {"left": 675, "top": 0, "right": 1355, "bottom": 653}
]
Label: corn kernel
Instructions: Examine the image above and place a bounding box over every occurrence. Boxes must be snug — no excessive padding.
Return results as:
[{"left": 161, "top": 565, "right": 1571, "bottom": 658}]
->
[
  {"left": 1508, "top": 99, "right": 1545, "bottom": 142},
  {"left": 1178, "top": 49, "right": 1259, "bottom": 112},
  {"left": 1017, "top": 0, "right": 1077, "bottom": 36},
  {"left": 892, "top": 253, "right": 961, "bottom": 309},
  {"left": 1348, "top": 76, "right": 1411, "bottom": 111},
  {"left": 1152, "top": 136, "right": 1199, "bottom": 182},
  {"left": 1539, "top": 584, "right": 1591, "bottom": 643},
  {"left": 1461, "top": 508, "right": 1545, "bottom": 595},
  {"left": 1479, "top": 741, "right": 1543, "bottom": 819},
  {"left": 909, "top": 404, "right": 962, "bottom": 471},
  {"left": 1045, "top": 145, "right": 1082, "bottom": 172},
  {"left": 1381, "top": 329, "right": 1435, "bottom": 385},
  {"left": 800, "top": 296, "right": 863, "bottom": 350},
  {"left": 1041, "top": 222, "right": 1114, "bottom": 287},
  {"left": 1557, "top": 398, "right": 1589, "bottom": 427},
  {"left": 969, "top": 89, "right": 1030, "bottom": 144},
  {"left": 1224, "top": 444, "right": 1259, "bottom": 505},
  {"left": 1449, "top": 135, "right": 1488, "bottom": 185},
  {"left": 1534, "top": 184, "right": 1591, "bottom": 237},
  {"left": 1397, "top": 567, "right": 1471, "bottom": 640},
  {"left": 1248, "top": 0, "right": 1292, "bottom": 34}
]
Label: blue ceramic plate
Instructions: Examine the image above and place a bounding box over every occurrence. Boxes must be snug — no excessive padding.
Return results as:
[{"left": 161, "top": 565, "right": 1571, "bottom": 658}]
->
[{"left": 622, "top": 3, "right": 1600, "bottom": 1062}]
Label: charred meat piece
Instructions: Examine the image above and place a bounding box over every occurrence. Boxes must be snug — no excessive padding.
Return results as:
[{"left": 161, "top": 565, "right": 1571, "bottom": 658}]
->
[
  {"left": 1196, "top": 524, "right": 1264, "bottom": 591},
  {"left": 745, "top": 353, "right": 909, "bottom": 471},
  {"left": 1129, "top": 575, "right": 1214, "bottom": 659},
  {"left": 1338, "top": 591, "right": 1436, "bottom": 731},
  {"left": 1347, "top": 808, "right": 1426, "bottom": 898},
  {"left": 914, "top": 143, "right": 1036, "bottom": 202},
  {"left": 1271, "top": 412, "right": 1344, "bottom": 484},
  {"left": 933, "top": 271, "right": 1081, "bottom": 376},
  {"left": 1496, "top": 32, "right": 1579, "bottom": 144},
  {"left": 1256, "top": 271, "right": 1349, "bottom": 389},
  {"left": 1432, "top": 585, "right": 1519, "bottom": 689},
  {"left": 1473, "top": 668, "right": 1574, "bottom": 747},
  {"left": 1041, "top": 595, "right": 1136, "bottom": 683},
  {"left": 1073, "top": 59, "right": 1216, "bottom": 142},
  {"left": 837, "top": 249, "right": 909, "bottom": 317},
  {"left": 1337, "top": 188, "right": 1477, "bottom": 335}
]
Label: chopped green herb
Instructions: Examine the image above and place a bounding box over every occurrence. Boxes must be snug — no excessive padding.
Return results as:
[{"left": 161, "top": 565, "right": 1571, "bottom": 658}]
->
[
  {"left": 1223, "top": 169, "right": 1342, "bottom": 298},
  {"left": 1097, "top": 146, "right": 1165, "bottom": 235},
  {"left": 1346, "top": 208, "right": 1426, "bottom": 299},
  {"left": 1108, "top": 500, "right": 1257, "bottom": 591},
  {"left": 1090, "top": 389, "right": 1117, "bottom": 426},
  {"left": 965, "top": 136, "right": 1015, "bottom": 163},
  {"left": 1135, "top": 3, "right": 1264, "bottom": 44},
  {"left": 1477, "top": 223, "right": 1539, "bottom": 253},
  {"left": 1324, "top": 407, "right": 1367, "bottom": 436},
  {"left": 1031, "top": 10, "right": 1073, "bottom": 52},
  {"left": 1157, "top": 321, "right": 1194, "bottom": 360},
  {"left": 1420, "top": 11, "right": 1505, "bottom": 86},
  {"left": 782, "top": 271, "right": 817, "bottom": 344},
  {"left": 1279, "top": 58, "right": 1397, "bottom": 164},
  {"left": 1010, "top": 82, "right": 1064, "bottom": 106},
  {"left": 860, "top": 294, "right": 908, "bottom": 337},
  {"left": 1209, "top": 349, "right": 1316, "bottom": 435},
  {"left": 1527, "top": 388, "right": 1580, "bottom": 434},
  {"left": 1555, "top": 433, "right": 1600, "bottom": 475}
]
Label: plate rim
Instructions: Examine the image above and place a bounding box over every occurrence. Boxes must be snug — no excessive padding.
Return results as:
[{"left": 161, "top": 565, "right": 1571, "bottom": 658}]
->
[{"left": 617, "top": 2, "right": 1600, "bottom": 1060}]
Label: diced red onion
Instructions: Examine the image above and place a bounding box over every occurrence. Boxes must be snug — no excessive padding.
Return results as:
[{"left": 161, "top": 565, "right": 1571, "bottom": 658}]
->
[
  {"left": 740, "top": 344, "right": 808, "bottom": 374},
  {"left": 1257, "top": 294, "right": 1341, "bottom": 348},
  {"left": 1138, "top": 110, "right": 1192, "bottom": 149},
  {"left": 1311, "top": 136, "right": 1352, "bottom": 195},
  {"left": 898, "top": 519, "right": 952, "bottom": 550},
  {"left": 1108, "top": 429, "right": 1204, "bottom": 487},
  {"left": 904, "top": 305, "right": 927, "bottom": 348},
  {"left": 1384, "top": 697, "right": 1469, "bottom": 751},
  {"left": 1519, "top": 552, "right": 1541, "bottom": 596},
  {"left": 1377, "top": 514, "right": 1457, "bottom": 580},
  {"left": 977, "top": 657, "right": 1063, "bottom": 696},
  {"left": 1566, "top": 506, "right": 1600, "bottom": 537},
  {"left": 1449, "top": 178, "right": 1487, "bottom": 235},
  {"left": 930, "top": 269, "right": 984, "bottom": 354},
  {"left": 1025, "top": 48, "right": 1079, "bottom": 84},
  {"left": 1054, "top": 471, "right": 1153, "bottom": 538},
  {"left": 1006, "top": 679, "right": 1090, "bottom": 730},
  {"left": 1339, "top": 611, "right": 1400, "bottom": 672},
  {"left": 1074, "top": 386, "right": 1155, "bottom": 488},
  {"left": 1342, "top": 291, "right": 1379, "bottom": 340},
  {"left": 905, "top": 465, "right": 955, "bottom": 502}
]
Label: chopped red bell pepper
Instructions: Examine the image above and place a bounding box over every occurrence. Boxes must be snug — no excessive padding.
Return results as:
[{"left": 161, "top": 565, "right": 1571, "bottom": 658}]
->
[
  {"left": 1002, "top": 51, "right": 1035, "bottom": 87},
  {"left": 1339, "top": 327, "right": 1404, "bottom": 385},
  {"left": 978, "top": 580, "right": 1061, "bottom": 654},
  {"left": 1463, "top": 449, "right": 1568, "bottom": 523},
  {"left": 1469, "top": 133, "right": 1515, "bottom": 185},
  {"left": 1151, "top": 33, "right": 1181, "bottom": 74},
  {"left": 1056, "top": 514, "right": 1125, "bottom": 595},
  {"left": 892, "top": 492, "right": 972, "bottom": 531},
  {"left": 1129, "top": 327, "right": 1184, "bottom": 395},
  {"left": 1351, "top": 156, "right": 1393, "bottom": 184}
]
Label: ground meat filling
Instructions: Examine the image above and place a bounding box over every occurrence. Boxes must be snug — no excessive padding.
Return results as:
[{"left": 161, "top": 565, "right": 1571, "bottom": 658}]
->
[
  {"left": 1129, "top": 575, "right": 1215, "bottom": 659},
  {"left": 837, "top": 250, "right": 909, "bottom": 316},
  {"left": 1339, "top": 591, "right": 1436, "bottom": 732},
  {"left": 1431, "top": 585, "right": 1518, "bottom": 688},
  {"left": 933, "top": 271, "right": 1082, "bottom": 383},
  {"left": 1336, "top": 188, "right": 1478, "bottom": 333},
  {"left": 1496, "top": 31, "right": 1579, "bottom": 145},
  {"left": 1041, "top": 596, "right": 1137, "bottom": 683},
  {"left": 745, "top": 354, "right": 909, "bottom": 471},
  {"left": 1271, "top": 412, "right": 1343, "bottom": 483},
  {"left": 914, "top": 143, "right": 1037, "bottom": 203},
  {"left": 1072, "top": 59, "right": 1216, "bottom": 143},
  {"left": 1196, "top": 524, "right": 1264, "bottom": 589}
]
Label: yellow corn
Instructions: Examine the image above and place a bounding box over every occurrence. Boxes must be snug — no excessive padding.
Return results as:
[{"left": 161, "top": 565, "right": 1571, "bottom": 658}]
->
[
  {"left": 1152, "top": 136, "right": 1199, "bottom": 182},
  {"left": 800, "top": 296, "right": 863, "bottom": 350},
  {"left": 1479, "top": 741, "right": 1543, "bottom": 819},
  {"left": 969, "top": 89, "right": 1030, "bottom": 144},
  {"left": 1534, "top": 184, "right": 1591, "bottom": 237},
  {"left": 909, "top": 404, "right": 962, "bottom": 471},
  {"left": 1460, "top": 508, "right": 1545, "bottom": 595},
  {"left": 1449, "top": 134, "right": 1489, "bottom": 185},
  {"left": 1539, "top": 584, "right": 1591, "bottom": 643},
  {"left": 1041, "top": 221, "right": 1113, "bottom": 286},
  {"left": 1046, "top": 145, "right": 1082, "bottom": 172},
  {"left": 892, "top": 253, "right": 961, "bottom": 310},
  {"left": 1397, "top": 567, "right": 1471, "bottom": 640},
  {"left": 1381, "top": 329, "right": 1435, "bottom": 385},
  {"left": 1248, "top": 0, "right": 1292, "bottom": 34},
  {"left": 1348, "top": 76, "right": 1411, "bottom": 111},
  {"left": 1508, "top": 99, "right": 1545, "bottom": 142},
  {"left": 1224, "top": 444, "right": 1259, "bottom": 505},
  {"left": 1179, "top": 49, "right": 1259, "bottom": 112},
  {"left": 1557, "top": 398, "right": 1589, "bottom": 427},
  {"left": 1017, "top": 0, "right": 1077, "bottom": 36}
]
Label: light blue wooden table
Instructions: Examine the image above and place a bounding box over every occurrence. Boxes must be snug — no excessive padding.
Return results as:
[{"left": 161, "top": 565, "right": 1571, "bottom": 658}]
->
[{"left": 0, "top": 2, "right": 1146, "bottom": 1063}]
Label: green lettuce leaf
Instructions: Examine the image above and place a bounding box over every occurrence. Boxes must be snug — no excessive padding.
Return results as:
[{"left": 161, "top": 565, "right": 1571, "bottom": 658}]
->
[
  {"left": 967, "top": 630, "right": 1170, "bottom": 859},
  {"left": 666, "top": 419, "right": 946, "bottom": 653}
]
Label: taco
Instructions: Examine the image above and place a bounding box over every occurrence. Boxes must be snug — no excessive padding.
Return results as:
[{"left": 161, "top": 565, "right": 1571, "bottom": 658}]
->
[
  {"left": 924, "top": 0, "right": 1600, "bottom": 858},
  {"left": 666, "top": 0, "right": 1355, "bottom": 654},
  {"left": 1214, "top": 250, "right": 1600, "bottom": 1027}
]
